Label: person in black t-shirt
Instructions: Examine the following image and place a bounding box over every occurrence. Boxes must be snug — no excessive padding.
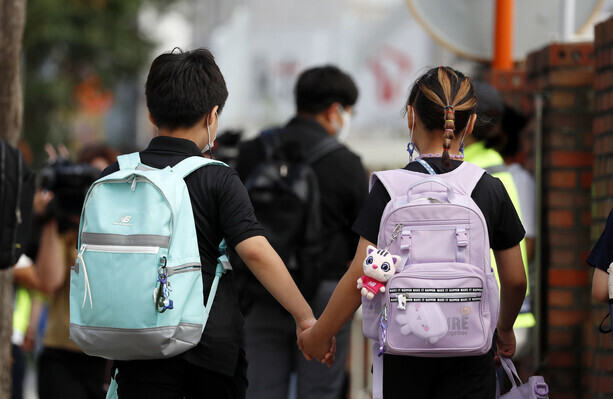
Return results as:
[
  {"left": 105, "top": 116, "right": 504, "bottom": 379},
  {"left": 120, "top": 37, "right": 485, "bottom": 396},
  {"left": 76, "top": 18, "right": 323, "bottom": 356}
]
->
[
  {"left": 101, "top": 48, "right": 328, "bottom": 399},
  {"left": 299, "top": 66, "right": 527, "bottom": 399},
  {"left": 235, "top": 65, "right": 368, "bottom": 399},
  {"left": 588, "top": 209, "right": 613, "bottom": 303}
]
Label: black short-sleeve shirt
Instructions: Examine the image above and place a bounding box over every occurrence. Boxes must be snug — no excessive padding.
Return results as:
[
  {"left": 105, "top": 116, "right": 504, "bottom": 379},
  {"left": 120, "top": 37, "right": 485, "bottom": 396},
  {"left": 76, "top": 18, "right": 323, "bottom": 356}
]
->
[
  {"left": 587, "top": 209, "right": 613, "bottom": 272},
  {"left": 353, "top": 158, "right": 525, "bottom": 250},
  {"left": 102, "top": 136, "right": 264, "bottom": 376}
]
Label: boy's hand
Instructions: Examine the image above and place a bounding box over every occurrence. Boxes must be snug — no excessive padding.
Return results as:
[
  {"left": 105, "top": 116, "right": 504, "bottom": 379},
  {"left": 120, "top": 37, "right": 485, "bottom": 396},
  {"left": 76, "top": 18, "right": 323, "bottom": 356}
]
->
[{"left": 298, "top": 326, "right": 336, "bottom": 367}]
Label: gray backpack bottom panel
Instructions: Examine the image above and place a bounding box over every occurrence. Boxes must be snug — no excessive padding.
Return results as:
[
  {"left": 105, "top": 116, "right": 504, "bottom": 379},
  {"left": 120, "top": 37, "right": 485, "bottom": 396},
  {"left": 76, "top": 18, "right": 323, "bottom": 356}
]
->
[{"left": 69, "top": 322, "right": 203, "bottom": 360}]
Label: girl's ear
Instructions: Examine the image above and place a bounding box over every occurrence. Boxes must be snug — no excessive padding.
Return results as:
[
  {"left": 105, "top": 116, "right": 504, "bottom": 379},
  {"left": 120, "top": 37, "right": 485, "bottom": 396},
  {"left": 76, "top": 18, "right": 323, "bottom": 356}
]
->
[{"left": 465, "top": 113, "right": 477, "bottom": 136}]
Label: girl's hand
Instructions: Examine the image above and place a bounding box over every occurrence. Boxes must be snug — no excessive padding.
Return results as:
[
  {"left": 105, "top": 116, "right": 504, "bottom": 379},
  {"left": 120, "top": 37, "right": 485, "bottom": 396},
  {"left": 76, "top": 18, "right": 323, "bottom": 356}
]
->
[
  {"left": 298, "top": 326, "right": 336, "bottom": 367},
  {"left": 495, "top": 328, "right": 516, "bottom": 365}
]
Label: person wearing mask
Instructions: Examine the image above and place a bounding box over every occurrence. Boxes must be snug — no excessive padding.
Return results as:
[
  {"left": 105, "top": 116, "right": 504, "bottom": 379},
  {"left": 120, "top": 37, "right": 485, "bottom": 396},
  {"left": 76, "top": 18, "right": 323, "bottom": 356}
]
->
[
  {"left": 235, "top": 65, "right": 368, "bottom": 399},
  {"left": 99, "top": 48, "right": 323, "bottom": 398},
  {"left": 299, "top": 66, "right": 526, "bottom": 399}
]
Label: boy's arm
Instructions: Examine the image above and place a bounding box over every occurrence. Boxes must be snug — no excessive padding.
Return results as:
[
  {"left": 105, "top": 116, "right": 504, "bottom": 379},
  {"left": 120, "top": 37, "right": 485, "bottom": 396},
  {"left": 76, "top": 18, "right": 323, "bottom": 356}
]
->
[{"left": 234, "top": 235, "right": 315, "bottom": 334}]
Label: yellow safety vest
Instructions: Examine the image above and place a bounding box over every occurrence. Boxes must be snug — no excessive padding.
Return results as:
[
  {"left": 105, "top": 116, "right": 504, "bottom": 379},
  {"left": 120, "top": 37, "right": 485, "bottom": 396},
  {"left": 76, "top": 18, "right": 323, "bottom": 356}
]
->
[
  {"left": 464, "top": 142, "right": 536, "bottom": 329},
  {"left": 13, "top": 287, "right": 31, "bottom": 341}
]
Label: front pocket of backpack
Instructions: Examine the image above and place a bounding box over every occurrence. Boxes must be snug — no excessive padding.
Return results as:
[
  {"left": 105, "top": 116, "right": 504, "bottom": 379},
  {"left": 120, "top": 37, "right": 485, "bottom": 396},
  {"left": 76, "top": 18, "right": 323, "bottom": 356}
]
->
[
  {"left": 75, "top": 244, "right": 162, "bottom": 329},
  {"left": 160, "top": 264, "right": 205, "bottom": 327},
  {"left": 385, "top": 263, "right": 491, "bottom": 356}
]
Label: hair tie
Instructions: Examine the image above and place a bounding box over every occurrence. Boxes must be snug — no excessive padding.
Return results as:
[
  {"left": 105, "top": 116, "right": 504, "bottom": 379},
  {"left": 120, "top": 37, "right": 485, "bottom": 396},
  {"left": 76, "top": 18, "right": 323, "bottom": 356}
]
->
[
  {"left": 444, "top": 105, "right": 454, "bottom": 110},
  {"left": 445, "top": 120, "right": 454, "bottom": 123},
  {"left": 443, "top": 148, "right": 449, "bottom": 152}
]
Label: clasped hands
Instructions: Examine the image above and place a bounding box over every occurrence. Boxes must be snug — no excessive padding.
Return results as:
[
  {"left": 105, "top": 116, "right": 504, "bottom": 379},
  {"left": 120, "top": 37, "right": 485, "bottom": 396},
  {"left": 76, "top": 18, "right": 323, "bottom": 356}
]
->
[{"left": 296, "top": 319, "right": 336, "bottom": 367}]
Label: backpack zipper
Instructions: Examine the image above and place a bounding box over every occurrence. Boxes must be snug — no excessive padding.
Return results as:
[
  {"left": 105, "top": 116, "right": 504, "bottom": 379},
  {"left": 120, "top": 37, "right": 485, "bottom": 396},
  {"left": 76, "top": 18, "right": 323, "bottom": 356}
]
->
[{"left": 82, "top": 244, "right": 160, "bottom": 254}]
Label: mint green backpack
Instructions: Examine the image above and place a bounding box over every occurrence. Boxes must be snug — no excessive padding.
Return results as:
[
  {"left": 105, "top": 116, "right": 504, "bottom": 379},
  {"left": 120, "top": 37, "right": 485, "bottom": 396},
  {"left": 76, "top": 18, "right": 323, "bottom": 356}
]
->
[{"left": 69, "top": 152, "right": 230, "bottom": 360}]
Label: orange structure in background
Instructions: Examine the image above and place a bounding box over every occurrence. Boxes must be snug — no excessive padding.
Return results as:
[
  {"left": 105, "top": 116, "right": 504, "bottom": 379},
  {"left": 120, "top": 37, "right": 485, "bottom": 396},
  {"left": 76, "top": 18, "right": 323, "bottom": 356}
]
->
[{"left": 493, "top": 0, "right": 514, "bottom": 70}]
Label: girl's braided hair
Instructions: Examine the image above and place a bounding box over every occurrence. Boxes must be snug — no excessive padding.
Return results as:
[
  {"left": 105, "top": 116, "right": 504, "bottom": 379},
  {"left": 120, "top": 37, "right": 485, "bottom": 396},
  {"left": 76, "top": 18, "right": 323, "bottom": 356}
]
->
[{"left": 405, "top": 67, "right": 477, "bottom": 169}]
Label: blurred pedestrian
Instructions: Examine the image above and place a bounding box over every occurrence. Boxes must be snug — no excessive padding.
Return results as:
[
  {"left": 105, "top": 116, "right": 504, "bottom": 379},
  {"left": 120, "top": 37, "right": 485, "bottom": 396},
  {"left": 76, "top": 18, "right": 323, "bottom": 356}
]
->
[{"left": 235, "top": 65, "right": 368, "bottom": 399}]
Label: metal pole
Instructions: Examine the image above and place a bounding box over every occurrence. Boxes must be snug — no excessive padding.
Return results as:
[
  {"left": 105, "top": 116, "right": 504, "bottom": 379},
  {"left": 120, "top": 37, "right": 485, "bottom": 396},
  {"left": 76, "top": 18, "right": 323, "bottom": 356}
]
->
[
  {"left": 561, "top": 0, "right": 576, "bottom": 42},
  {"left": 533, "top": 93, "right": 544, "bottom": 370}
]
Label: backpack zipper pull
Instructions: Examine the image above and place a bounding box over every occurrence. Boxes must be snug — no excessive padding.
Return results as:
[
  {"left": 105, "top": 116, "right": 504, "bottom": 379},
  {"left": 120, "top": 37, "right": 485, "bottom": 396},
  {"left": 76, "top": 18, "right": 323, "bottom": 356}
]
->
[
  {"left": 77, "top": 245, "right": 93, "bottom": 308},
  {"left": 130, "top": 177, "right": 137, "bottom": 191},
  {"left": 397, "top": 293, "right": 407, "bottom": 310}
]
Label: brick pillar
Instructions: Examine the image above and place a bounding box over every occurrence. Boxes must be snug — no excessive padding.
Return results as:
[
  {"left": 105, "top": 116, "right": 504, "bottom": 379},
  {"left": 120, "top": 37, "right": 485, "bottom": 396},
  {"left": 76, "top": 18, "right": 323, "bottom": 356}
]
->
[
  {"left": 525, "top": 42, "right": 594, "bottom": 399},
  {"left": 488, "top": 68, "right": 527, "bottom": 111},
  {"left": 588, "top": 18, "right": 613, "bottom": 397}
]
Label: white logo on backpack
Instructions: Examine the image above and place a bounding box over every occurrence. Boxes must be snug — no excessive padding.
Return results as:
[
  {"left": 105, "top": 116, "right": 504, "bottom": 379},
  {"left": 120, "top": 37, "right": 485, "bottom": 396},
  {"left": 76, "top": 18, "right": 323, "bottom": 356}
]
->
[{"left": 113, "top": 215, "right": 132, "bottom": 226}]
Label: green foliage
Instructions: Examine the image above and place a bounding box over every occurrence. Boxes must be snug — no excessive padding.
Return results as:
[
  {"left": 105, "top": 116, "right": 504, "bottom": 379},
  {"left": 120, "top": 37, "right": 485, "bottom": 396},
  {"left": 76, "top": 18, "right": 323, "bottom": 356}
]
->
[{"left": 22, "top": 0, "right": 177, "bottom": 165}]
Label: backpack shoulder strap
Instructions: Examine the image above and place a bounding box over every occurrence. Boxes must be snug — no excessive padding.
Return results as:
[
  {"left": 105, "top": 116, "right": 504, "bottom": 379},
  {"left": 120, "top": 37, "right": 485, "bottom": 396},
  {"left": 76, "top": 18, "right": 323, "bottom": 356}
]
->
[
  {"left": 369, "top": 169, "right": 425, "bottom": 200},
  {"left": 117, "top": 152, "right": 141, "bottom": 170},
  {"left": 172, "top": 156, "right": 228, "bottom": 179},
  {"left": 439, "top": 161, "right": 486, "bottom": 196},
  {"left": 305, "top": 137, "right": 343, "bottom": 165},
  {"left": 259, "top": 128, "right": 282, "bottom": 160}
]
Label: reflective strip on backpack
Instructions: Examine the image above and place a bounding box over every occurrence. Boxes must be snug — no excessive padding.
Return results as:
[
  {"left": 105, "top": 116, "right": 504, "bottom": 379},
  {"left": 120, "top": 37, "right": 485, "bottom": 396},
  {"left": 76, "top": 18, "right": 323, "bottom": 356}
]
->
[{"left": 81, "top": 232, "right": 170, "bottom": 248}]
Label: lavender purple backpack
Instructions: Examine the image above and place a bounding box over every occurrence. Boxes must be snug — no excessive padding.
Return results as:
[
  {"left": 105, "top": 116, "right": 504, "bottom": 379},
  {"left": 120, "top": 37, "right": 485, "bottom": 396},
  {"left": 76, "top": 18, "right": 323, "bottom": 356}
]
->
[{"left": 362, "top": 161, "right": 499, "bottom": 398}]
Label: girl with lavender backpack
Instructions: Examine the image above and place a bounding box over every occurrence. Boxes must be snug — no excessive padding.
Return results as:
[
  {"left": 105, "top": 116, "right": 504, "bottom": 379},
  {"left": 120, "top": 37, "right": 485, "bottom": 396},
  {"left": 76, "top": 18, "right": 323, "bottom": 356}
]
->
[{"left": 299, "top": 67, "right": 527, "bottom": 398}]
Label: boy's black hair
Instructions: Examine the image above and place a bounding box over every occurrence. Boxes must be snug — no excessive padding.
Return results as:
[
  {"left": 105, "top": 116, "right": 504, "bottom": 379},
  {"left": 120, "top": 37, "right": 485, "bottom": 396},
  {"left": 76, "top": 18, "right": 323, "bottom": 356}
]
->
[
  {"left": 146, "top": 48, "right": 228, "bottom": 130},
  {"left": 294, "top": 65, "right": 358, "bottom": 114}
]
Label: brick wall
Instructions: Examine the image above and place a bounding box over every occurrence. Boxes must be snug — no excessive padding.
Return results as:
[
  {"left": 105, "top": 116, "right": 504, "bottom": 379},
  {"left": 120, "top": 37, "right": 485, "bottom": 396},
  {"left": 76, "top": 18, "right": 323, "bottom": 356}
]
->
[
  {"left": 523, "top": 42, "right": 594, "bottom": 399},
  {"left": 588, "top": 18, "right": 613, "bottom": 398}
]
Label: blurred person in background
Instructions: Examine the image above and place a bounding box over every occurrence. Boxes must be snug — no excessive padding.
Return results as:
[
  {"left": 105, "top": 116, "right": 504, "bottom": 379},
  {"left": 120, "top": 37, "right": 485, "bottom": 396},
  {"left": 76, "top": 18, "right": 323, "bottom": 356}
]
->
[
  {"left": 588, "top": 210, "right": 613, "bottom": 304},
  {"left": 35, "top": 143, "right": 117, "bottom": 399},
  {"left": 235, "top": 65, "right": 368, "bottom": 399},
  {"left": 463, "top": 82, "right": 535, "bottom": 363},
  {"left": 498, "top": 105, "right": 535, "bottom": 264}
]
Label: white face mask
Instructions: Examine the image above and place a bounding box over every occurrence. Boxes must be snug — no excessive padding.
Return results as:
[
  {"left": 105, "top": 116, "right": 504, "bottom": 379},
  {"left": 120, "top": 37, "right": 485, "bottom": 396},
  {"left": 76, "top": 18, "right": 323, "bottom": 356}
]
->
[
  {"left": 202, "top": 111, "right": 218, "bottom": 155},
  {"left": 334, "top": 106, "right": 352, "bottom": 142}
]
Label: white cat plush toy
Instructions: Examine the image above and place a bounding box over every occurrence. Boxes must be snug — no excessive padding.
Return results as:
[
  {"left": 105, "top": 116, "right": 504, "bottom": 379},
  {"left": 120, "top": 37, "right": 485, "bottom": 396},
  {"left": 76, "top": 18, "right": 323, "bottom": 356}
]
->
[{"left": 357, "top": 245, "right": 401, "bottom": 300}]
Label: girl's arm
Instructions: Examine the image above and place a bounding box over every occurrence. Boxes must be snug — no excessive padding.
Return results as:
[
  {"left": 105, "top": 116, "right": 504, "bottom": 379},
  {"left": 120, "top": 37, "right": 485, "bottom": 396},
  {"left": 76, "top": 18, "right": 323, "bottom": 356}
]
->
[
  {"left": 493, "top": 244, "right": 527, "bottom": 358},
  {"left": 299, "top": 236, "right": 373, "bottom": 361}
]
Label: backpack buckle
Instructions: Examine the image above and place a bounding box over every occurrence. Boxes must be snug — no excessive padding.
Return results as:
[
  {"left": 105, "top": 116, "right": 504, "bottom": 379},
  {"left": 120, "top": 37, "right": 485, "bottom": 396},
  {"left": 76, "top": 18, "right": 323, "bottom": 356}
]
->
[
  {"left": 456, "top": 228, "right": 468, "bottom": 247},
  {"left": 400, "top": 230, "right": 412, "bottom": 251}
]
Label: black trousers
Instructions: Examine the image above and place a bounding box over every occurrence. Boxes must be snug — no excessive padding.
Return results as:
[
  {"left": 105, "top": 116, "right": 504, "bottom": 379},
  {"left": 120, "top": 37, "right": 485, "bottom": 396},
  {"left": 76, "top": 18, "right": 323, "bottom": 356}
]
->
[
  {"left": 38, "top": 347, "right": 107, "bottom": 399},
  {"left": 382, "top": 351, "right": 496, "bottom": 399},
  {"left": 115, "top": 350, "right": 248, "bottom": 399}
]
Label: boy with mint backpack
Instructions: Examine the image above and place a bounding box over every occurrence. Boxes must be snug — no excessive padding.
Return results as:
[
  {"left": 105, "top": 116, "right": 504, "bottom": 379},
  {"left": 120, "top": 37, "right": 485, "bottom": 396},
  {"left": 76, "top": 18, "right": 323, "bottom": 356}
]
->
[{"left": 69, "top": 48, "right": 323, "bottom": 399}]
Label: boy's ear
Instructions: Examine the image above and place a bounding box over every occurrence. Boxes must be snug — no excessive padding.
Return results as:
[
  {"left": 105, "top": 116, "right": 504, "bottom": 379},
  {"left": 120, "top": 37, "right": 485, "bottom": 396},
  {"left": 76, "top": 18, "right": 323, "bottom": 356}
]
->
[{"left": 148, "top": 112, "right": 156, "bottom": 127}]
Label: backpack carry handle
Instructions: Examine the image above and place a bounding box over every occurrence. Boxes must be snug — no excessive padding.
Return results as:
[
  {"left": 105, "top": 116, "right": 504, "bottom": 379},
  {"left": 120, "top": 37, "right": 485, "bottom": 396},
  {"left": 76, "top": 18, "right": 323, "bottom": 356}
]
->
[{"left": 406, "top": 177, "right": 454, "bottom": 202}]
